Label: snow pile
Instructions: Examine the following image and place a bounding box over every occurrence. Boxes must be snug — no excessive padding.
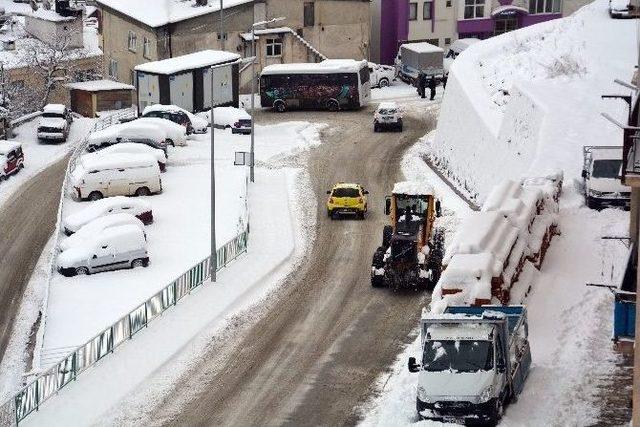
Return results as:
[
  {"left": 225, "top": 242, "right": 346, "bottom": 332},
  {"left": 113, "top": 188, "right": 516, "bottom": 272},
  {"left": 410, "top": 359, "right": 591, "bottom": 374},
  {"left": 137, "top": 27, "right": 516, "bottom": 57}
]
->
[
  {"left": 432, "top": 174, "right": 561, "bottom": 311},
  {"left": 429, "top": 0, "right": 635, "bottom": 202}
]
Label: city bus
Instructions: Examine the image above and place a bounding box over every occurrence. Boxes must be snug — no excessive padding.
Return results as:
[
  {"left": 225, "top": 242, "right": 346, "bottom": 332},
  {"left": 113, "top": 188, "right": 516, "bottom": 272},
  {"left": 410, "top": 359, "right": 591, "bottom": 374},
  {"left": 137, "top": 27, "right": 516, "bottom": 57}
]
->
[{"left": 260, "top": 59, "right": 371, "bottom": 112}]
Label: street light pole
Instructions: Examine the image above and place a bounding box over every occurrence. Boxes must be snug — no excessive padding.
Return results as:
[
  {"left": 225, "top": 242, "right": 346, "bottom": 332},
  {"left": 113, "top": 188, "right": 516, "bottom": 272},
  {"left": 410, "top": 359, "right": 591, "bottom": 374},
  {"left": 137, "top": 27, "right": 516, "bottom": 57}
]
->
[
  {"left": 209, "top": 58, "right": 242, "bottom": 282},
  {"left": 249, "top": 17, "right": 285, "bottom": 183},
  {"left": 250, "top": 24, "right": 255, "bottom": 182}
]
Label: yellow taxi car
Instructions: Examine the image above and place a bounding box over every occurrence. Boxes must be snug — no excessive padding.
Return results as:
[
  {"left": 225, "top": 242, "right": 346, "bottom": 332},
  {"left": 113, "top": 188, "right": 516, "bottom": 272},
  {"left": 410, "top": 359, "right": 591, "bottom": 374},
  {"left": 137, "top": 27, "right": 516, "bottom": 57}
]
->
[{"left": 326, "top": 182, "right": 368, "bottom": 219}]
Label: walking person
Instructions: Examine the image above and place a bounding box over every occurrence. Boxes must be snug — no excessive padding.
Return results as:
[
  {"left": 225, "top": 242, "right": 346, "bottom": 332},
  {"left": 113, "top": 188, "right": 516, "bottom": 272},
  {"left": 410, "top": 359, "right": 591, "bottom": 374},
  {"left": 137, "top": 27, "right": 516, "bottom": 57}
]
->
[
  {"left": 428, "top": 76, "right": 436, "bottom": 101},
  {"left": 417, "top": 71, "right": 426, "bottom": 98},
  {"left": 442, "top": 74, "right": 448, "bottom": 90}
]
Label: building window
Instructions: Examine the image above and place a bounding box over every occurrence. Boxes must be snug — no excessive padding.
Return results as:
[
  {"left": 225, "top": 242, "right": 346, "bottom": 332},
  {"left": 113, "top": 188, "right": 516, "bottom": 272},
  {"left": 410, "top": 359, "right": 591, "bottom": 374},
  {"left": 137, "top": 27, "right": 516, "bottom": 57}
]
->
[
  {"left": 444, "top": 37, "right": 451, "bottom": 45},
  {"left": 409, "top": 2, "right": 418, "bottom": 20},
  {"left": 217, "top": 32, "right": 227, "bottom": 40},
  {"left": 494, "top": 17, "right": 518, "bottom": 34},
  {"left": 464, "top": 0, "right": 485, "bottom": 19},
  {"left": 127, "top": 30, "right": 137, "bottom": 52},
  {"left": 427, "top": 38, "right": 439, "bottom": 46},
  {"left": 108, "top": 59, "right": 118, "bottom": 79},
  {"left": 304, "top": 2, "right": 315, "bottom": 27},
  {"left": 143, "top": 37, "right": 151, "bottom": 59},
  {"left": 423, "top": 1, "right": 432, "bottom": 19},
  {"left": 446, "top": 0, "right": 451, "bottom": 6},
  {"left": 266, "top": 38, "right": 282, "bottom": 57},
  {"left": 529, "top": 0, "right": 562, "bottom": 14}
]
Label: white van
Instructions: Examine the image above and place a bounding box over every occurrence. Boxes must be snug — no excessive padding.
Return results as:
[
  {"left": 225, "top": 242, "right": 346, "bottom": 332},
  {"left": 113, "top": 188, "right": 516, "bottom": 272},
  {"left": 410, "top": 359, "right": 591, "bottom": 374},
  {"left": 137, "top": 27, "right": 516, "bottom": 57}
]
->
[
  {"left": 582, "top": 146, "right": 630, "bottom": 209},
  {"left": 57, "top": 224, "right": 149, "bottom": 277},
  {"left": 71, "top": 153, "right": 162, "bottom": 201}
]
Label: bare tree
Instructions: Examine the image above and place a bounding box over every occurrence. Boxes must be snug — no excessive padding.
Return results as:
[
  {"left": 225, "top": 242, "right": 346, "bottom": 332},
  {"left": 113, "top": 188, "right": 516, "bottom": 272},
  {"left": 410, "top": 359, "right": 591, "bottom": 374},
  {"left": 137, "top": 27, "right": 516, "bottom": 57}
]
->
[{"left": 19, "top": 29, "right": 101, "bottom": 110}]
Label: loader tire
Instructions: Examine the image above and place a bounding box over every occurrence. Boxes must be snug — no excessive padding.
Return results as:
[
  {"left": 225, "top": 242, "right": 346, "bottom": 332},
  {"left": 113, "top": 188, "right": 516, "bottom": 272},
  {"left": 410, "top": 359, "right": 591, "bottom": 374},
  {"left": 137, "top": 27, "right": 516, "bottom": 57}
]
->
[
  {"left": 382, "top": 225, "right": 393, "bottom": 247},
  {"left": 371, "top": 247, "right": 386, "bottom": 288}
]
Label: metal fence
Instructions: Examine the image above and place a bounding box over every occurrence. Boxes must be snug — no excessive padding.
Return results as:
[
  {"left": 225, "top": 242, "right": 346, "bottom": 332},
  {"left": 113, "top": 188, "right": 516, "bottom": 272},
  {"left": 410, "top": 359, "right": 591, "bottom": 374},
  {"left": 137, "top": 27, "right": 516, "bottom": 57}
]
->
[
  {"left": 1, "top": 229, "right": 248, "bottom": 426},
  {"left": 0, "top": 107, "right": 250, "bottom": 426}
]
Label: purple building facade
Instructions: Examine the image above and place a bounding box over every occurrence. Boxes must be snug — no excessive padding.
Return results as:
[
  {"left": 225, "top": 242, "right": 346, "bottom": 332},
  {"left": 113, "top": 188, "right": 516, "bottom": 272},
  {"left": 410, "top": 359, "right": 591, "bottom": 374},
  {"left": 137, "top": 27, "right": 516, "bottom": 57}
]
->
[
  {"left": 380, "top": 0, "right": 410, "bottom": 65},
  {"left": 379, "top": 0, "right": 564, "bottom": 65}
]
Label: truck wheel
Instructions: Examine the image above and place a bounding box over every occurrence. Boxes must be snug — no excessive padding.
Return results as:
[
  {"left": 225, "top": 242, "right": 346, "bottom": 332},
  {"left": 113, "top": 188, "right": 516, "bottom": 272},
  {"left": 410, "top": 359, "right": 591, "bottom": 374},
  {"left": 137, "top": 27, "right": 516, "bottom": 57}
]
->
[
  {"left": 379, "top": 78, "right": 390, "bottom": 88},
  {"left": 382, "top": 225, "right": 393, "bottom": 247},
  {"left": 374, "top": 124, "right": 379, "bottom": 132},
  {"left": 135, "top": 187, "right": 151, "bottom": 197},
  {"left": 76, "top": 267, "right": 89, "bottom": 275},
  {"left": 371, "top": 247, "right": 386, "bottom": 287},
  {"left": 88, "top": 191, "right": 103, "bottom": 201},
  {"left": 274, "top": 100, "right": 286, "bottom": 113},
  {"left": 358, "top": 211, "right": 365, "bottom": 220}
]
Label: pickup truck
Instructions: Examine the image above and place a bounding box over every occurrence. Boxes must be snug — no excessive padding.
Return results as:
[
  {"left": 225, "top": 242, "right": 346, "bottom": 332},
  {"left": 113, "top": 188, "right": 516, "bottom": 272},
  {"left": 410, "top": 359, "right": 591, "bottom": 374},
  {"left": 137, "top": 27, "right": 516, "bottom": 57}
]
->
[
  {"left": 408, "top": 306, "right": 531, "bottom": 425},
  {"left": 37, "top": 104, "right": 73, "bottom": 143}
]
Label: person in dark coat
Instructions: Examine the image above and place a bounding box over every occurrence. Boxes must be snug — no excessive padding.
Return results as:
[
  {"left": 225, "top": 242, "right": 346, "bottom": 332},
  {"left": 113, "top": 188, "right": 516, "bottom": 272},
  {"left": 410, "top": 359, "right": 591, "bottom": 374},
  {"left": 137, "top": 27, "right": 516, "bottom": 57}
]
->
[
  {"left": 428, "top": 76, "right": 437, "bottom": 100},
  {"left": 417, "top": 72, "right": 426, "bottom": 98}
]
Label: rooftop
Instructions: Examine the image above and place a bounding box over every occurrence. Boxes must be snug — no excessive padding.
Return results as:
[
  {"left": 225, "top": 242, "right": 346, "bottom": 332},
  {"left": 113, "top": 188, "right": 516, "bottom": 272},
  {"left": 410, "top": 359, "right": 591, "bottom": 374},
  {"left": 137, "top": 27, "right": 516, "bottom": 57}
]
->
[
  {"left": 96, "top": 0, "right": 254, "bottom": 28},
  {"left": 65, "top": 80, "right": 135, "bottom": 92},
  {"left": 135, "top": 50, "right": 241, "bottom": 75},
  {"left": 261, "top": 59, "right": 367, "bottom": 75}
]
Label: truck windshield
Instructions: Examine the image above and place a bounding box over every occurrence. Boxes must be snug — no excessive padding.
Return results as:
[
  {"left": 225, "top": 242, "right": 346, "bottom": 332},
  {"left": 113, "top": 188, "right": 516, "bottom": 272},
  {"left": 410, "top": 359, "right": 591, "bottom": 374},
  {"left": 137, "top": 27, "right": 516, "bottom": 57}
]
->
[
  {"left": 42, "top": 112, "right": 63, "bottom": 118},
  {"left": 592, "top": 159, "right": 622, "bottom": 179},
  {"left": 422, "top": 340, "right": 493, "bottom": 372},
  {"left": 396, "top": 196, "right": 427, "bottom": 216}
]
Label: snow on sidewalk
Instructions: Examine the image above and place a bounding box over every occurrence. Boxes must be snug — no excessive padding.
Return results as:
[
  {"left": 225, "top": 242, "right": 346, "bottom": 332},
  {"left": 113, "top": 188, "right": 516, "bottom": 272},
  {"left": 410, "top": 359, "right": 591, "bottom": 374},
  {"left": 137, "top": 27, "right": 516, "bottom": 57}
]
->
[{"left": 21, "top": 167, "right": 310, "bottom": 427}]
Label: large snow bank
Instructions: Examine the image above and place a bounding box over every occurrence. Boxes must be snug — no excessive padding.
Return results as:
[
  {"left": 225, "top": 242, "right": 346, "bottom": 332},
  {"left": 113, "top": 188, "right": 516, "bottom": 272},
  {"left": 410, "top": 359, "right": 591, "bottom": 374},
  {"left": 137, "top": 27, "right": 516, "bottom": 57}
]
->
[{"left": 430, "top": 0, "right": 635, "bottom": 202}]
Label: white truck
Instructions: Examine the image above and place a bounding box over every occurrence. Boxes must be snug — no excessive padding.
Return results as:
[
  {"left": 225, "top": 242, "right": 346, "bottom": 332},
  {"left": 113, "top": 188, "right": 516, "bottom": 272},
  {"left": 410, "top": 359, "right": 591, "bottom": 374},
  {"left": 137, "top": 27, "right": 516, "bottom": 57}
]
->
[
  {"left": 408, "top": 306, "right": 531, "bottom": 425},
  {"left": 582, "top": 146, "right": 630, "bottom": 209},
  {"left": 396, "top": 42, "right": 445, "bottom": 84}
]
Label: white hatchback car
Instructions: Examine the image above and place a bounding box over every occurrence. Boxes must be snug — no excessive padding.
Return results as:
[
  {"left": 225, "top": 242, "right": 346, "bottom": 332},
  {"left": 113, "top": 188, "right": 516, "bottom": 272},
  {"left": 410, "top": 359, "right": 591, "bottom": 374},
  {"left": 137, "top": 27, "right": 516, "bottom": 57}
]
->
[
  {"left": 374, "top": 102, "right": 403, "bottom": 132},
  {"left": 368, "top": 62, "right": 396, "bottom": 88}
]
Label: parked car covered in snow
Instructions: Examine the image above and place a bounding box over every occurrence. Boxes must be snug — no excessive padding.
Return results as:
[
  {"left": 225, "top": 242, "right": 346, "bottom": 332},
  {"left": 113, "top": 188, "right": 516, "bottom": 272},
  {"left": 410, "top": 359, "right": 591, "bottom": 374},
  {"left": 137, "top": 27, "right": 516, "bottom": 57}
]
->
[
  {"left": 57, "top": 224, "right": 149, "bottom": 276},
  {"left": 37, "top": 104, "right": 73, "bottom": 143},
  {"left": 142, "top": 104, "right": 209, "bottom": 134},
  {"left": 444, "top": 38, "right": 479, "bottom": 73},
  {"left": 86, "top": 122, "right": 168, "bottom": 154},
  {"left": 59, "top": 213, "right": 145, "bottom": 251},
  {"left": 0, "top": 141, "right": 24, "bottom": 181},
  {"left": 368, "top": 62, "right": 396, "bottom": 88},
  {"left": 71, "top": 153, "right": 162, "bottom": 201},
  {"left": 374, "top": 102, "right": 403, "bottom": 132},
  {"left": 126, "top": 117, "right": 187, "bottom": 146},
  {"left": 582, "top": 146, "right": 630, "bottom": 209},
  {"left": 200, "top": 107, "right": 252, "bottom": 134},
  {"left": 97, "top": 142, "right": 167, "bottom": 172},
  {"left": 63, "top": 196, "right": 153, "bottom": 235}
]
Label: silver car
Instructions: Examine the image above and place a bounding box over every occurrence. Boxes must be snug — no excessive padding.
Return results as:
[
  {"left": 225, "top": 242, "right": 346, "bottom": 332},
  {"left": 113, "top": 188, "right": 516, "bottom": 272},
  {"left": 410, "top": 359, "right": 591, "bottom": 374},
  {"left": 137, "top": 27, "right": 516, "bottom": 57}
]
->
[{"left": 57, "top": 224, "right": 149, "bottom": 276}]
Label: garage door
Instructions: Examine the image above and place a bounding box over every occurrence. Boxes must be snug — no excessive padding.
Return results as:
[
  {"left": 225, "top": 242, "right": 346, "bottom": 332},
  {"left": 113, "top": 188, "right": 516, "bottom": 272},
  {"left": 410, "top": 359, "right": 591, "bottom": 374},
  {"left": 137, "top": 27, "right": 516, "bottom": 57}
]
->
[
  {"left": 169, "top": 72, "right": 194, "bottom": 112},
  {"left": 203, "top": 66, "right": 232, "bottom": 108},
  {"left": 137, "top": 72, "right": 159, "bottom": 112}
]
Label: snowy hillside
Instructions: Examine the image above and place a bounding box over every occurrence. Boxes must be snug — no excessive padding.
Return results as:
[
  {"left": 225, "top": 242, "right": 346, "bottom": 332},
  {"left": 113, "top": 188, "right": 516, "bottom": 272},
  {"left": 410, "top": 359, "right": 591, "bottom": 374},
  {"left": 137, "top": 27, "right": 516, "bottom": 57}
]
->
[{"left": 430, "top": 0, "right": 636, "bottom": 202}]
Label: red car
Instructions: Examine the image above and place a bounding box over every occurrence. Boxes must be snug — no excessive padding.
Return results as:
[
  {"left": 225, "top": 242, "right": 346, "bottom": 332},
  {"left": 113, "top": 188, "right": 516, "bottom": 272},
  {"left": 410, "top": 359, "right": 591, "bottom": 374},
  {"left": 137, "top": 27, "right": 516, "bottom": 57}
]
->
[{"left": 0, "top": 142, "right": 24, "bottom": 181}]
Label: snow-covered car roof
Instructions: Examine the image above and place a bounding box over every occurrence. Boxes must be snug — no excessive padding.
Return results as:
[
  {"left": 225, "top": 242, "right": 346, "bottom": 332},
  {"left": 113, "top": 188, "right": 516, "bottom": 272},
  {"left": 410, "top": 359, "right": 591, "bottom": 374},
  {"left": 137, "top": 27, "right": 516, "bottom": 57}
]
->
[
  {"left": 42, "top": 104, "right": 66, "bottom": 114},
  {"left": 133, "top": 117, "right": 186, "bottom": 133},
  {"left": 377, "top": 102, "right": 399, "bottom": 110},
  {"left": 60, "top": 213, "right": 144, "bottom": 251},
  {"left": 87, "top": 122, "right": 167, "bottom": 143},
  {"left": 401, "top": 42, "right": 444, "bottom": 54},
  {"left": 79, "top": 152, "right": 158, "bottom": 171},
  {"left": 58, "top": 224, "right": 146, "bottom": 265},
  {"left": 0, "top": 141, "right": 22, "bottom": 154},
  {"left": 588, "top": 146, "right": 622, "bottom": 161},
  {"left": 261, "top": 59, "right": 367, "bottom": 75},
  {"left": 426, "top": 322, "right": 494, "bottom": 341},
  {"left": 392, "top": 181, "right": 434, "bottom": 196},
  {"left": 135, "top": 50, "right": 240, "bottom": 75},
  {"left": 64, "top": 196, "right": 151, "bottom": 231},
  {"left": 332, "top": 182, "right": 362, "bottom": 189},
  {"left": 99, "top": 143, "right": 166, "bottom": 162},
  {"left": 142, "top": 104, "right": 188, "bottom": 115}
]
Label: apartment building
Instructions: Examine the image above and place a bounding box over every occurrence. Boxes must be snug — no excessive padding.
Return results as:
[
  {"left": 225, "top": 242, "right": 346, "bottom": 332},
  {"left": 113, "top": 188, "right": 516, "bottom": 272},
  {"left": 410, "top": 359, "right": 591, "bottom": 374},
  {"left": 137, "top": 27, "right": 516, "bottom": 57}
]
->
[{"left": 376, "top": 0, "right": 590, "bottom": 65}]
